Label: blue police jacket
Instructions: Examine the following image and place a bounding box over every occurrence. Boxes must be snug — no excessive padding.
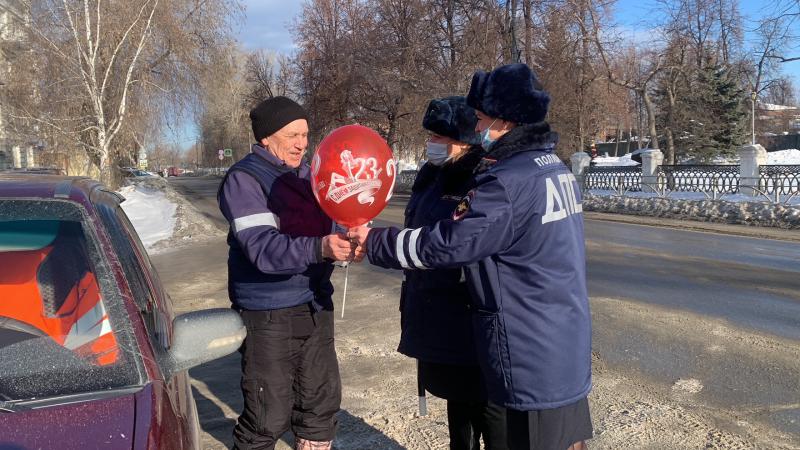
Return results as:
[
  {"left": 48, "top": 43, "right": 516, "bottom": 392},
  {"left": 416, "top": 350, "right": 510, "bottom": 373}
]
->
[
  {"left": 218, "top": 144, "right": 335, "bottom": 312},
  {"left": 399, "top": 148, "right": 483, "bottom": 366},
  {"left": 366, "top": 123, "right": 592, "bottom": 411}
]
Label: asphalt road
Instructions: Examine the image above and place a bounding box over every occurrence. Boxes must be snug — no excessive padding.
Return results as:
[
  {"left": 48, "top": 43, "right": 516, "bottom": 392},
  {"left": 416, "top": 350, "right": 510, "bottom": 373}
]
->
[{"left": 164, "top": 176, "right": 800, "bottom": 446}]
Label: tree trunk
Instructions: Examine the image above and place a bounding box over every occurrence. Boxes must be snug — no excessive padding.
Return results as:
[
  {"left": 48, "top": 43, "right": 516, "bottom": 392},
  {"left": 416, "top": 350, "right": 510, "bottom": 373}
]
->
[
  {"left": 664, "top": 127, "right": 675, "bottom": 164},
  {"left": 446, "top": 0, "right": 456, "bottom": 67},
  {"left": 642, "top": 90, "right": 659, "bottom": 149},
  {"left": 627, "top": 126, "right": 632, "bottom": 154},
  {"left": 522, "top": 0, "right": 532, "bottom": 64},
  {"left": 664, "top": 85, "right": 676, "bottom": 164}
]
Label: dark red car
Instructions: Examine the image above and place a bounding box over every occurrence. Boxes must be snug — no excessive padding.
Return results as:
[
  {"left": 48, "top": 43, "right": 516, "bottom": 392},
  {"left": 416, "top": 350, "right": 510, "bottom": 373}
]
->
[{"left": 0, "top": 174, "right": 245, "bottom": 449}]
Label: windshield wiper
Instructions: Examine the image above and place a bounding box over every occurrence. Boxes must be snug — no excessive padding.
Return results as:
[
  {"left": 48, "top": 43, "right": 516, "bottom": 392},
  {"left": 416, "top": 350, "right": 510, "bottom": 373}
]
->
[{"left": 0, "top": 401, "right": 29, "bottom": 413}]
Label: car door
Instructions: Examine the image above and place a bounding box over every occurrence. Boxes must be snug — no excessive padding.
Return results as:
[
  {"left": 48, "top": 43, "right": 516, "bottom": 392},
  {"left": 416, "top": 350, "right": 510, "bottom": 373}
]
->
[{"left": 94, "top": 195, "right": 199, "bottom": 449}]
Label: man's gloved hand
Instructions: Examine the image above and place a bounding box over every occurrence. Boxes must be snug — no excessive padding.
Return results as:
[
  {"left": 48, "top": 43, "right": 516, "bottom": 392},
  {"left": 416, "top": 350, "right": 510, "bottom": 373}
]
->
[{"left": 321, "top": 233, "right": 355, "bottom": 261}]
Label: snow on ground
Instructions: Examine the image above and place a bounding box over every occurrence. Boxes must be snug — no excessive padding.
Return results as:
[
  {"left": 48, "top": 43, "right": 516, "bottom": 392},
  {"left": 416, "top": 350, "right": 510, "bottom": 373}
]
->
[
  {"left": 591, "top": 153, "right": 640, "bottom": 166},
  {"left": 118, "top": 177, "right": 225, "bottom": 253},
  {"left": 767, "top": 149, "right": 800, "bottom": 164},
  {"left": 119, "top": 182, "right": 176, "bottom": 250},
  {"left": 590, "top": 149, "right": 800, "bottom": 166},
  {"left": 584, "top": 191, "right": 800, "bottom": 229}
]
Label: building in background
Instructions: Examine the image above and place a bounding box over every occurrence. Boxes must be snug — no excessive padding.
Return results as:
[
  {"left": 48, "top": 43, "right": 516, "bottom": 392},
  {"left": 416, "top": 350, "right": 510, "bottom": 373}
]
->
[{"left": 0, "top": 0, "right": 41, "bottom": 170}]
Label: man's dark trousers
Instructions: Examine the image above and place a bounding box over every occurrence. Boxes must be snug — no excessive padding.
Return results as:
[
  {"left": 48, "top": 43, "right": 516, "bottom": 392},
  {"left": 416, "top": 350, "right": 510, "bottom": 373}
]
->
[{"left": 233, "top": 303, "right": 341, "bottom": 450}]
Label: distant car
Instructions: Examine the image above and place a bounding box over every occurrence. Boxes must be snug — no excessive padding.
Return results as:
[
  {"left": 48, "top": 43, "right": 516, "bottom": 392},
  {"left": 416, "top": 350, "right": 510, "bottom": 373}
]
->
[
  {"left": 166, "top": 167, "right": 180, "bottom": 177},
  {"left": 0, "top": 174, "right": 245, "bottom": 449},
  {"left": 122, "top": 167, "right": 159, "bottom": 178}
]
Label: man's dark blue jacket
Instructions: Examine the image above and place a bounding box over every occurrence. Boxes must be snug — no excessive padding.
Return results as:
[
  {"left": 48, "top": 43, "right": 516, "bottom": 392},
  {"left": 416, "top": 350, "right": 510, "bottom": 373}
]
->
[
  {"left": 218, "top": 144, "right": 335, "bottom": 312},
  {"left": 366, "top": 123, "right": 592, "bottom": 411},
  {"left": 399, "top": 148, "right": 483, "bottom": 366}
]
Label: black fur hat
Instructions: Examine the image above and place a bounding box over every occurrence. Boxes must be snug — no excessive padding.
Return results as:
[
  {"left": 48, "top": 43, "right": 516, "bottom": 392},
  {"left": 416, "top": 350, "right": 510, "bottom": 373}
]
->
[
  {"left": 421, "top": 96, "right": 481, "bottom": 145},
  {"left": 467, "top": 63, "right": 550, "bottom": 124}
]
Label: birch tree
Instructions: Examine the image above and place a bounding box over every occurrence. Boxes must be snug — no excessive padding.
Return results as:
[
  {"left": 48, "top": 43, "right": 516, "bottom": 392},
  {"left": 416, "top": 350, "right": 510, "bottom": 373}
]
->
[
  {"left": 11, "top": 0, "right": 160, "bottom": 184},
  {"left": 4, "top": 0, "right": 240, "bottom": 185}
]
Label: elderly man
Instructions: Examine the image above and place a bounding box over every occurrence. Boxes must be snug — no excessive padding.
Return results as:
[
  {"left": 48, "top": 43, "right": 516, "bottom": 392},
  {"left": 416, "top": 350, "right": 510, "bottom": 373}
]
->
[
  {"left": 218, "top": 96, "right": 358, "bottom": 450},
  {"left": 350, "top": 64, "right": 592, "bottom": 450}
]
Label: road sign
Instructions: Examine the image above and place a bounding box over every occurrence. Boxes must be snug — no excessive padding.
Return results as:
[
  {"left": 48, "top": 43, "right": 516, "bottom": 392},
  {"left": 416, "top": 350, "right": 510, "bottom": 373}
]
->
[
  {"left": 224, "top": 148, "right": 232, "bottom": 157},
  {"left": 218, "top": 149, "right": 224, "bottom": 156},
  {"left": 218, "top": 154, "right": 224, "bottom": 161}
]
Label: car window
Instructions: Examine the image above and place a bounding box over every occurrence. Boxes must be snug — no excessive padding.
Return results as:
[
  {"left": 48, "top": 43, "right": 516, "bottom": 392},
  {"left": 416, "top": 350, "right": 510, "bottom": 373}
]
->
[
  {"left": 0, "top": 200, "right": 142, "bottom": 402},
  {"left": 95, "top": 203, "right": 170, "bottom": 352}
]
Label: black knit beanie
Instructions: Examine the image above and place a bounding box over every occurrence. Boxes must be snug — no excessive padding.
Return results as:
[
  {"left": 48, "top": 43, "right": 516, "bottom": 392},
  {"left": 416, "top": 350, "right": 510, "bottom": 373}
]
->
[{"left": 250, "top": 96, "right": 308, "bottom": 142}]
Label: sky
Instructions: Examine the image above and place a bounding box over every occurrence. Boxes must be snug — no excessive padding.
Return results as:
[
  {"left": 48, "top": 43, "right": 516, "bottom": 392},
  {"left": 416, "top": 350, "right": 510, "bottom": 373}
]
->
[{"left": 235, "top": 0, "right": 304, "bottom": 53}]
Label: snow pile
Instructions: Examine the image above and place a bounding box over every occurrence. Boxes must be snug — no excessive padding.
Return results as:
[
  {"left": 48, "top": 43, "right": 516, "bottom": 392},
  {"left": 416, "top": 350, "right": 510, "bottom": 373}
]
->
[
  {"left": 583, "top": 192, "right": 800, "bottom": 229},
  {"left": 767, "top": 149, "right": 800, "bottom": 165},
  {"left": 591, "top": 153, "right": 640, "bottom": 167},
  {"left": 758, "top": 102, "right": 798, "bottom": 111},
  {"left": 119, "top": 177, "right": 225, "bottom": 253},
  {"left": 397, "top": 160, "right": 419, "bottom": 171},
  {"left": 119, "top": 179, "right": 177, "bottom": 250}
]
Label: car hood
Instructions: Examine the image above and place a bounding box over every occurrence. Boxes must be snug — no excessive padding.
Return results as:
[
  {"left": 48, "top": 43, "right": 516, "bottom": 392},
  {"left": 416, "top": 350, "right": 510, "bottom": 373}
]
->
[{"left": 0, "top": 392, "right": 135, "bottom": 449}]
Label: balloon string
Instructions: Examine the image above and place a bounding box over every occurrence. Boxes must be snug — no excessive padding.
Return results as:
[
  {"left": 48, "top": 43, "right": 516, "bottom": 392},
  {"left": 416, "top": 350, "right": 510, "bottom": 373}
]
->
[{"left": 341, "top": 263, "right": 349, "bottom": 319}]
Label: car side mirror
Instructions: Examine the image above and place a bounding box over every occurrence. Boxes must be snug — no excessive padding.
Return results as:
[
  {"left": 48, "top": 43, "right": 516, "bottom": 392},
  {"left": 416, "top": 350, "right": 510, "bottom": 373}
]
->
[{"left": 165, "top": 308, "right": 246, "bottom": 378}]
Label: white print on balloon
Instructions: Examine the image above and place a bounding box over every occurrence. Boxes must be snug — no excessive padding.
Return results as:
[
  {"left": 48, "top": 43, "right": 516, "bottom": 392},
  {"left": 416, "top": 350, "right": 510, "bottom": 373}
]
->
[
  {"left": 327, "top": 150, "right": 383, "bottom": 205},
  {"left": 385, "top": 159, "right": 396, "bottom": 202}
]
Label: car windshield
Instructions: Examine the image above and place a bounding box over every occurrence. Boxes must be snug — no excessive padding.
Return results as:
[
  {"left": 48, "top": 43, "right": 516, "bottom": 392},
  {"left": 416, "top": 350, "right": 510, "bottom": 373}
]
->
[{"left": 0, "top": 199, "right": 143, "bottom": 403}]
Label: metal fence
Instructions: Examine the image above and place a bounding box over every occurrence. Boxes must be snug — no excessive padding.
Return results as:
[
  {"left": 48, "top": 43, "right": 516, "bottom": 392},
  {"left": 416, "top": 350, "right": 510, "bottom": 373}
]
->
[
  {"left": 759, "top": 165, "right": 800, "bottom": 196},
  {"left": 583, "top": 166, "right": 642, "bottom": 192},
  {"left": 394, "top": 170, "right": 418, "bottom": 192},
  {"left": 582, "top": 162, "right": 800, "bottom": 203},
  {"left": 657, "top": 165, "right": 740, "bottom": 194}
]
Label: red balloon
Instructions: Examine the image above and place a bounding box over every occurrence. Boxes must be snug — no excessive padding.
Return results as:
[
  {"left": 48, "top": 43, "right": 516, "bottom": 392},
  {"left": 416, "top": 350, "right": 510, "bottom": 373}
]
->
[{"left": 311, "top": 125, "right": 397, "bottom": 228}]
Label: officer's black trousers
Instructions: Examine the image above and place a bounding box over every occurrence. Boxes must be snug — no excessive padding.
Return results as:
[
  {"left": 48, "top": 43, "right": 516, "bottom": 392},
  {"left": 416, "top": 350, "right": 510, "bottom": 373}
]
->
[
  {"left": 446, "top": 399, "right": 508, "bottom": 450},
  {"left": 420, "top": 361, "right": 508, "bottom": 450},
  {"left": 233, "top": 304, "right": 341, "bottom": 450}
]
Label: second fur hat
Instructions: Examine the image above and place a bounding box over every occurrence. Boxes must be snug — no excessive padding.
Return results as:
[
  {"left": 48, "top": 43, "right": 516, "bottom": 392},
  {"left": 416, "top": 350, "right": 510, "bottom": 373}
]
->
[
  {"left": 421, "top": 96, "right": 481, "bottom": 146},
  {"left": 467, "top": 63, "right": 550, "bottom": 124}
]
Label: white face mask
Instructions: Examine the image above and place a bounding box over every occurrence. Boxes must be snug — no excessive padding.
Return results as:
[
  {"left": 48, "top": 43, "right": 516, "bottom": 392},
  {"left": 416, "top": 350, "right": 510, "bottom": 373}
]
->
[{"left": 425, "top": 142, "right": 449, "bottom": 166}]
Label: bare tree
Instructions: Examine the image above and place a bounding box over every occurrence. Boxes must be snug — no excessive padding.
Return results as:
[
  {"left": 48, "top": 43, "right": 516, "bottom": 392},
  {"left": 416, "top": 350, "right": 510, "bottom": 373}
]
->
[
  {"left": 3, "top": 0, "right": 241, "bottom": 185},
  {"left": 16, "top": 0, "right": 162, "bottom": 184},
  {"left": 585, "top": 3, "right": 664, "bottom": 158},
  {"left": 762, "top": 0, "right": 800, "bottom": 63}
]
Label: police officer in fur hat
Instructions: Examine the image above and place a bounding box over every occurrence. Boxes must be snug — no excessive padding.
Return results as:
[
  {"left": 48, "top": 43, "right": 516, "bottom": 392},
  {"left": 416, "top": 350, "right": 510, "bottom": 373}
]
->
[
  {"left": 350, "top": 64, "right": 593, "bottom": 450},
  {"left": 402, "top": 96, "right": 507, "bottom": 450}
]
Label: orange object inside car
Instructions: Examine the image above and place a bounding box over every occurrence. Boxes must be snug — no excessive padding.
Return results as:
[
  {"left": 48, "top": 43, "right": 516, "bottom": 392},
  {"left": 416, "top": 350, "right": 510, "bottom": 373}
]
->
[{"left": 0, "top": 242, "right": 119, "bottom": 366}]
